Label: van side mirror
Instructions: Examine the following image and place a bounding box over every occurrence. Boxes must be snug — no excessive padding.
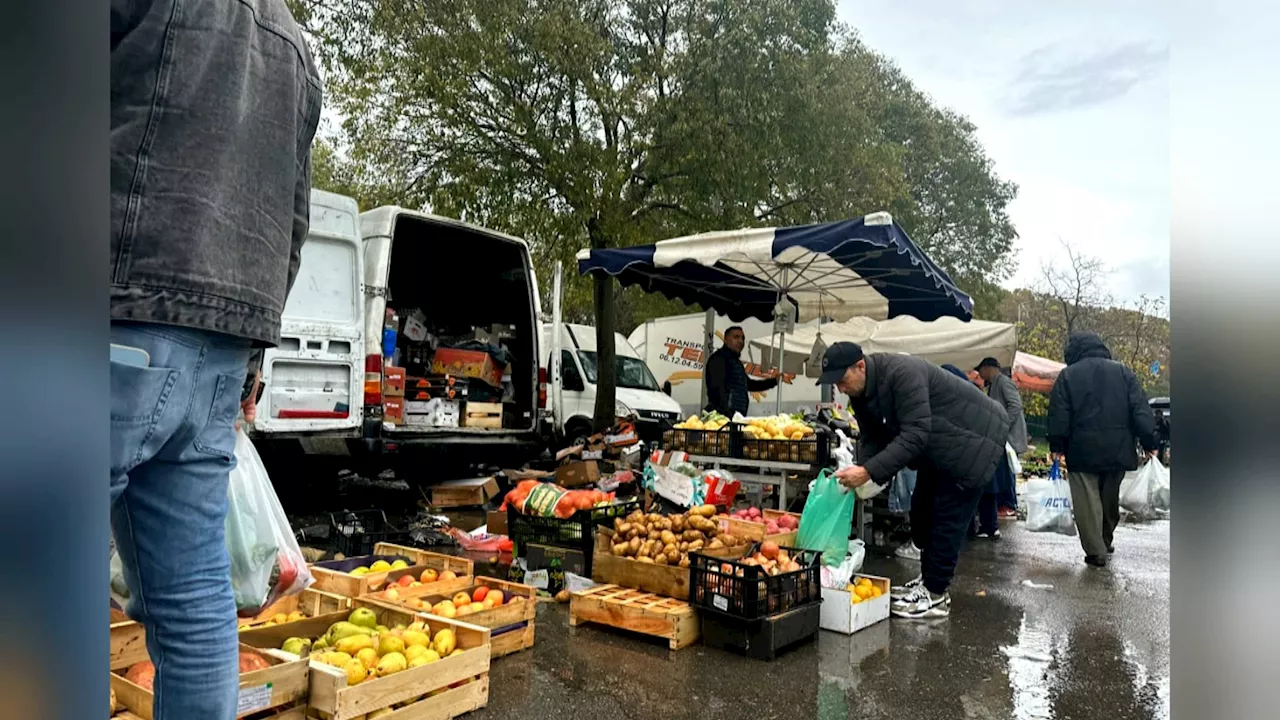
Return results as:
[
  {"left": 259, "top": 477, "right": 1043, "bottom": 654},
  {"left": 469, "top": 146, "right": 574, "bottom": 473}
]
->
[{"left": 662, "top": 381, "right": 672, "bottom": 396}]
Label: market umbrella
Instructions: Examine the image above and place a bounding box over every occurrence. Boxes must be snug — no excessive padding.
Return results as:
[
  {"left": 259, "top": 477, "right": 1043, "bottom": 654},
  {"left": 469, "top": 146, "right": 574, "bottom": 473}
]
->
[
  {"left": 577, "top": 213, "right": 973, "bottom": 412},
  {"left": 1012, "top": 351, "right": 1066, "bottom": 394},
  {"left": 576, "top": 213, "right": 973, "bottom": 324}
]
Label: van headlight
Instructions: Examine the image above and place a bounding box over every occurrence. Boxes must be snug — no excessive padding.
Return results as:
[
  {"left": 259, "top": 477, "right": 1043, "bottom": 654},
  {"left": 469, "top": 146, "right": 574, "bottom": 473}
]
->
[{"left": 615, "top": 400, "right": 634, "bottom": 419}]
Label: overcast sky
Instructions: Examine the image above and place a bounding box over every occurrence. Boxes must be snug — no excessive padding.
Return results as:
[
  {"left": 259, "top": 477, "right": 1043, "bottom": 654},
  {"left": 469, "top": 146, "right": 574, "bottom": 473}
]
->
[{"left": 836, "top": 0, "right": 1169, "bottom": 304}]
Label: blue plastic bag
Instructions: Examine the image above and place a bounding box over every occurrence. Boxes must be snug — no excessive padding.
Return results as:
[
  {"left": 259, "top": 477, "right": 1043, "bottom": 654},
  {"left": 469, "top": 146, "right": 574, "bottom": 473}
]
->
[{"left": 796, "top": 469, "right": 855, "bottom": 566}]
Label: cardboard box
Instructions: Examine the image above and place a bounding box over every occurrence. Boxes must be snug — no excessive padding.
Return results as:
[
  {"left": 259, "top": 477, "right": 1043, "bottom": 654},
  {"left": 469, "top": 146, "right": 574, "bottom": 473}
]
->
[
  {"left": 556, "top": 460, "right": 601, "bottom": 488},
  {"left": 383, "top": 365, "right": 406, "bottom": 397},
  {"left": 819, "top": 574, "right": 891, "bottom": 634},
  {"left": 430, "top": 476, "right": 501, "bottom": 507},
  {"left": 486, "top": 510, "right": 508, "bottom": 536},
  {"left": 431, "top": 348, "right": 503, "bottom": 388},
  {"left": 382, "top": 397, "right": 405, "bottom": 425}
]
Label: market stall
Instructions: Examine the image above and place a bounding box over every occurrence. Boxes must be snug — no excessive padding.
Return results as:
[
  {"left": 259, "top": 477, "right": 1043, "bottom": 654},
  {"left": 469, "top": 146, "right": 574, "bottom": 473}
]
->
[
  {"left": 1012, "top": 350, "right": 1065, "bottom": 393},
  {"left": 577, "top": 213, "right": 974, "bottom": 511}
]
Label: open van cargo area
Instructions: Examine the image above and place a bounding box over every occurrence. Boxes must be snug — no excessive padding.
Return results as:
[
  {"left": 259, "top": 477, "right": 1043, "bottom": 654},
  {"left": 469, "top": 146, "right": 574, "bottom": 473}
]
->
[{"left": 379, "top": 214, "right": 538, "bottom": 435}]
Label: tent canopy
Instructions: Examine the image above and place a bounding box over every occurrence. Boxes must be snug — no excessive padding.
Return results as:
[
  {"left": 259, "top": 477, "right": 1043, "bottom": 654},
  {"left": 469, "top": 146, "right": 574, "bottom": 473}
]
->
[
  {"left": 577, "top": 214, "right": 973, "bottom": 323},
  {"left": 750, "top": 316, "right": 1016, "bottom": 377},
  {"left": 1012, "top": 351, "right": 1066, "bottom": 393}
]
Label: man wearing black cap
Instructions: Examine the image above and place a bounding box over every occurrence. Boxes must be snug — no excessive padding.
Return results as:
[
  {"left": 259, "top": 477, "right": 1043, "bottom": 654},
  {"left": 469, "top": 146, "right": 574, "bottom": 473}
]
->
[
  {"left": 818, "top": 342, "right": 1009, "bottom": 619},
  {"left": 975, "top": 357, "right": 1028, "bottom": 534}
]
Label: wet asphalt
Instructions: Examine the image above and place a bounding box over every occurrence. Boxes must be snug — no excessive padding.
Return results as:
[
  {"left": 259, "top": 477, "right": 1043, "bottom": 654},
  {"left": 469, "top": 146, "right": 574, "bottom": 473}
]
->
[{"left": 466, "top": 517, "right": 1170, "bottom": 720}]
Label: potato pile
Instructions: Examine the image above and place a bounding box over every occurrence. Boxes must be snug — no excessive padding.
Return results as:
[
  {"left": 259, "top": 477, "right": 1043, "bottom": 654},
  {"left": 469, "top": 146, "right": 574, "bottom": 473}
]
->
[{"left": 609, "top": 504, "right": 747, "bottom": 568}]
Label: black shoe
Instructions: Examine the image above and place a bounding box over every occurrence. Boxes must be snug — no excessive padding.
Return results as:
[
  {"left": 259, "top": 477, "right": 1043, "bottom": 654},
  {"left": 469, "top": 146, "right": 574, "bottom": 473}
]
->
[
  {"left": 1107, "top": 545, "right": 1115, "bottom": 554},
  {"left": 1085, "top": 555, "right": 1108, "bottom": 568},
  {"left": 975, "top": 529, "right": 1001, "bottom": 540}
]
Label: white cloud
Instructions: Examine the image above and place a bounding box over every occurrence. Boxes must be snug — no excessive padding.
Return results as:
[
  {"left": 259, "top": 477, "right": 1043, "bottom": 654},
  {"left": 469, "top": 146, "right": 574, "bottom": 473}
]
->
[{"left": 837, "top": 0, "right": 1170, "bottom": 304}]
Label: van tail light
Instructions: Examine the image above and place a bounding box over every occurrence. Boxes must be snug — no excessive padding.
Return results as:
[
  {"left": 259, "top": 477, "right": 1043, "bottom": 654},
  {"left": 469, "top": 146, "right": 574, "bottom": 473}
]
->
[
  {"left": 364, "top": 354, "right": 383, "bottom": 406},
  {"left": 538, "top": 367, "right": 548, "bottom": 409}
]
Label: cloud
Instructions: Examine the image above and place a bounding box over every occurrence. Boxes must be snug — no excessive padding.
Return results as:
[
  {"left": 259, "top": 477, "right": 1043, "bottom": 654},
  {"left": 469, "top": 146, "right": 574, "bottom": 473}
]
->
[{"left": 1004, "top": 42, "right": 1167, "bottom": 116}]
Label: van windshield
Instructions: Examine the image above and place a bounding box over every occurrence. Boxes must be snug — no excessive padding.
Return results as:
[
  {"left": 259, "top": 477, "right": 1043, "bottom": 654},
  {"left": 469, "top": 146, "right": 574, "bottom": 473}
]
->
[{"left": 576, "top": 351, "right": 660, "bottom": 391}]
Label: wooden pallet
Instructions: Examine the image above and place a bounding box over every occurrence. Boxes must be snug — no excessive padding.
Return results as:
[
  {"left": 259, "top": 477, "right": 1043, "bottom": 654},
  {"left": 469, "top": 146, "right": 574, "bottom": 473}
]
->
[{"left": 569, "top": 584, "right": 700, "bottom": 650}]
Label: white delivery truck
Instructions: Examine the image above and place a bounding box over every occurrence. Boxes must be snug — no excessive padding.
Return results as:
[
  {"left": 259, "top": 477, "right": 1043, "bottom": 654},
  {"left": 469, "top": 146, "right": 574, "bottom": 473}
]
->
[
  {"left": 540, "top": 323, "right": 683, "bottom": 444},
  {"left": 628, "top": 313, "right": 815, "bottom": 418},
  {"left": 249, "top": 189, "right": 549, "bottom": 474}
]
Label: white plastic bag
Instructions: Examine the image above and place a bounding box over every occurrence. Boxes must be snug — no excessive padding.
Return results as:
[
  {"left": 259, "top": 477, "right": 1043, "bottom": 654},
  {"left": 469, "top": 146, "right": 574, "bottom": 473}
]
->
[
  {"left": 820, "top": 540, "right": 866, "bottom": 589},
  {"left": 1120, "top": 458, "right": 1170, "bottom": 516},
  {"left": 226, "top": 429, "right": 313, "bottom": 616},
  {"left": 1006, "top": 443, "right": 1023, "bottom": 476},
  {"left": 1024, "top": 461, "right": 1076, "bottom": 536}
]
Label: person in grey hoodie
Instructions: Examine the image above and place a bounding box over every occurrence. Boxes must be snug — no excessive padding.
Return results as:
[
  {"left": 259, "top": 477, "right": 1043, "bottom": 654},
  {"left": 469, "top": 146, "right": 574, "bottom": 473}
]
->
[
  {"left": 111, "top": 2, "right": 321, "bottom": 717},
  {"left": 973, "top": 357, "right": 1027, "bottom": 536},
  {"left": 1048, "top": 332, "right": 1159, "bottom": 567}
]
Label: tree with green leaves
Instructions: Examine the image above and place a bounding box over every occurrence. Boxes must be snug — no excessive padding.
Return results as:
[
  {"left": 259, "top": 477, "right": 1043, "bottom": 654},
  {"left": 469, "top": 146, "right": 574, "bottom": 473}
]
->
[{"left": 296, "top": 0, "right": 1020, "bottom": 428}]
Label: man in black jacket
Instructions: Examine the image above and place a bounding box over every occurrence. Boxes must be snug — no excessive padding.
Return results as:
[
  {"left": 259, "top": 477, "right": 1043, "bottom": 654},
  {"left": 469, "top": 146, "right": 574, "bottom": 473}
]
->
[
  {"left": 1048, "top": 332, "right": 1159, "bottom": 567},
  {"left": 703, "top": 326, "right": 778, "bottom": 416},
  {"left": 821, "top": 343, "right": 1009, "bottom": 619}
]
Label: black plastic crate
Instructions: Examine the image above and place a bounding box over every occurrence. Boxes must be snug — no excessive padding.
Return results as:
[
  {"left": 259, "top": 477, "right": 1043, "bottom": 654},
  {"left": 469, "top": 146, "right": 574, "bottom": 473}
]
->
[
  {"left": 688, "top": 543, "right": 823, "bottom": 620},
  {"left": 701, "top": 602, "right": 821, "bottom": 660},
  {"left": 328, "top": 509, "right": 412, "bottom": 557},
  {"left": 664, "top": 428, "right": 732, "bottom": 457},
  {"left": 507, "top": 498, "right": 642, "bottom": 573}
]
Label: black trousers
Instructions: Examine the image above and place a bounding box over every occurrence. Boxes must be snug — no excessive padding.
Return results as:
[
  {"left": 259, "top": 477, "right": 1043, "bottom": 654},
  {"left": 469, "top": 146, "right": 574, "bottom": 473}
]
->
[{"left": 910, "top": 464, "right": 986, "bottom": 595}]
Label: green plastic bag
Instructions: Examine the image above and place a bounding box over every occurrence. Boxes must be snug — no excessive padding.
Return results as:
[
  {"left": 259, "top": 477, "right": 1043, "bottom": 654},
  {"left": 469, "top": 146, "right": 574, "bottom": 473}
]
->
[{"left": 796, "top": 469, "right": 855, "bottom": 566}]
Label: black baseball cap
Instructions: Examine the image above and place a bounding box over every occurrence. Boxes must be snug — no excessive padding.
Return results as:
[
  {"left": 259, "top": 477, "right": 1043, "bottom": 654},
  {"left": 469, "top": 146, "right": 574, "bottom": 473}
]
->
[
  {"left": 816, "top": 342, "right": 865, "bottom": 385},
  {"left": 975, "top": 357, "right": 1001, "bottom": 371}
]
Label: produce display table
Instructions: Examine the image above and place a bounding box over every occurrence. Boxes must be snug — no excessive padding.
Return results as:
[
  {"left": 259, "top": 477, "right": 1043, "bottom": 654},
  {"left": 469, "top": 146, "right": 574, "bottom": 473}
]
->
[{"left": 684, "top": 455, "right": 814, "bottom": 511}]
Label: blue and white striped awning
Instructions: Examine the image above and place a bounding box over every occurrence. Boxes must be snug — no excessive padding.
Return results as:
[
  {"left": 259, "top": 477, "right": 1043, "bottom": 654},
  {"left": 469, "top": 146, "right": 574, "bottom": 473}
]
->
[{"left": 576, "top": 213, "right": 973, "bottom": 323}]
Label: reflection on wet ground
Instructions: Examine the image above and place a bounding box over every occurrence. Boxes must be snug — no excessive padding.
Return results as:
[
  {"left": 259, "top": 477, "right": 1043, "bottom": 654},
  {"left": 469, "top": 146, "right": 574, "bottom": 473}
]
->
[{"left": 467, "top": 519, "right": 1169, "bottom": 720}]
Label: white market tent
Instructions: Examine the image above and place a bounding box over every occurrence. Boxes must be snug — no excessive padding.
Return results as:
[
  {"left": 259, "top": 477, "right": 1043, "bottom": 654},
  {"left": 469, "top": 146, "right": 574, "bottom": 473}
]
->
[{"left": 748, "top": 315, "right": 1017, "bottom": 378}]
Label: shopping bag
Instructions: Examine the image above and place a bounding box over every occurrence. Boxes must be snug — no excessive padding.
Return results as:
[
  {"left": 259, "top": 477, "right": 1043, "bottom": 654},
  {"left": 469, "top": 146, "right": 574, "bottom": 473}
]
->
[
  {"left": 1006, "top": 443, "right": 1023, "bottom": 476},
  {"left": 1024, "top": 460, "right": 1076, "bottom": 536},
  {"left": 226, "top": 429, "right": 313, "bottom": 617},
  {"left": 1120, "top": 457, "right": 1169, "bottom": 516},
  {"left": 1148, "top": 458, "right": 1171, "bottom": 511},
  {"left": 820, "top": 540, "right": 866, "bottom": 589},
  {"left": 797, "top": 469, "right": 855, "bottom": 566}
]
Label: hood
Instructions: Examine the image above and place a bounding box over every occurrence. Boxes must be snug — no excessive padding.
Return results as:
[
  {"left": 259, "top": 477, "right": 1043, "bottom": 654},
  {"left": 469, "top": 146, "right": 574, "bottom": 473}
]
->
[
  {"left": 616, "top": 386, "right": 682, "bottom": 415},
  {"left": 1064, "top": 332, "right": 1112, "bottom": 365}
]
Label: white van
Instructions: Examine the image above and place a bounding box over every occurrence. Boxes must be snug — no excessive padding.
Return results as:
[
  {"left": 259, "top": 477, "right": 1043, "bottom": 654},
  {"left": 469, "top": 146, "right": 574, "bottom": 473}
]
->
[
  {"left": 541, "top": 323, "right": 682, "bottom": 445},
  {"left": 250, "top": 189, "right": 547, "bottom": 469}
]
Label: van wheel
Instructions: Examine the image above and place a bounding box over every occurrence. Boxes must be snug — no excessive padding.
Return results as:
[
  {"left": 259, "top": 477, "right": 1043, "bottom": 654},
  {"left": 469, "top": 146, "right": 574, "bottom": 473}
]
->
[{"left": 564, "top": 420, "right": 593, "bottom": 450}]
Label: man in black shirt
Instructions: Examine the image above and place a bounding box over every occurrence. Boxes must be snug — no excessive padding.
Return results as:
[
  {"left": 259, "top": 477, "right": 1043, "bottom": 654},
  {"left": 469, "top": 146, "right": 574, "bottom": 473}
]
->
[{"left": 703, "top": 326, "right": 778, "bottom": 416}]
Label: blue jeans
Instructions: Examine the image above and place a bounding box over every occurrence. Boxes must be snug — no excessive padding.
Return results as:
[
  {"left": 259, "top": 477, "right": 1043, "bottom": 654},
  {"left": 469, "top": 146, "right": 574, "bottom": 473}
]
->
[
  {"left": 889, "top": 468, "right": 917, "bottom": 514},
  {"left": 111, "top": 322, "right": 251, "bottom": 720}
]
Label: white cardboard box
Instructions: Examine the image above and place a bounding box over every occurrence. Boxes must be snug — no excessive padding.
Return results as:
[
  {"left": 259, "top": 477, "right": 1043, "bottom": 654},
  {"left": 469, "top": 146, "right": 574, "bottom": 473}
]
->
[{"left": 819, "top": 573, "right": 891, "bottom": 634}]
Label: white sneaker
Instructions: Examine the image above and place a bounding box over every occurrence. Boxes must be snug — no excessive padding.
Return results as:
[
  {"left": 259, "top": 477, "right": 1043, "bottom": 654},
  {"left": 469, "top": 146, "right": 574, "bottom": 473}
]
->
[
  {"left": 895, "top": 542, "right": 921, "bottom": 561},
  {"left": 890, "top": 574, "right": 923, "bottom": 601},
  {"left": 891, "top": 584, "right": 951, "bottom": 619}
]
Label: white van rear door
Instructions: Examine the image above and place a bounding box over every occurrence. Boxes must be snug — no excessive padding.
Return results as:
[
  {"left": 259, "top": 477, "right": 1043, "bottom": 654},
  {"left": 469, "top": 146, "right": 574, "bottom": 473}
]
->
[{"left": 255, "top": 190, "right": 364, "bottom": 434}]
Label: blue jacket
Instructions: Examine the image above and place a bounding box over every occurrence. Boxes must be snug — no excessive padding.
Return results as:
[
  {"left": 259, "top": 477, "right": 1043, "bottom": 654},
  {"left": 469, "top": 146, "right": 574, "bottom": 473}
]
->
[{"left": 111, "top": 0, "right": 323, "bottom": 346}]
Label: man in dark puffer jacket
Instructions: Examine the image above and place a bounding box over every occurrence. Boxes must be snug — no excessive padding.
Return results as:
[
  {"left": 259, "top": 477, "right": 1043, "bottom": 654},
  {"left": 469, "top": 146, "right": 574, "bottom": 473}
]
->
[
  {"left": 820, "top": 343, "right": 1009, "bottom": 619},
  {"left": 1048, "top": 332, "right": 1159, "bottom": 567}
]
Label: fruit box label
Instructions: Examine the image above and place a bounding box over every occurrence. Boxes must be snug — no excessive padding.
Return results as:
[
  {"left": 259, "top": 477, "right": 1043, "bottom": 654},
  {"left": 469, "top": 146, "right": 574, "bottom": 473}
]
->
[
  {"left": 525, "top": 569, "right": 549, "bottom": 590},
  {"left": 237, "top": 683, "right": 272, "bottom": 715},
  {"left": 712, "top": 594, "right": 729, "bottom": 612}
]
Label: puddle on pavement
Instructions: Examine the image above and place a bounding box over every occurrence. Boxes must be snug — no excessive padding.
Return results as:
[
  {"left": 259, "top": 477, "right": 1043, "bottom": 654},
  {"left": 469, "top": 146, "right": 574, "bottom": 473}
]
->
[
  {"left": 1123, "top": 640, "right": 1171, "bottom": 720},
  {"left": 1000, "top": 613, "right": 1066, "bottom": 720}
]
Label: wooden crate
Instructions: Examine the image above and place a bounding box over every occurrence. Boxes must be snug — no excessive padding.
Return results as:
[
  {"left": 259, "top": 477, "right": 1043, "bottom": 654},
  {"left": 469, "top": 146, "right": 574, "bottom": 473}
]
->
[
  {"left": 569, "top": 584, "right": 700, "bottom": 650},
  {"left": 110, "top": 613, "right": 147, "bottom": 672},
  {"left": 360, "top": 577, "right": 537, "bottom": 658},
  {"left": 372, "top": 544, "right": 475, "bottom": 576},
  {"left": 241, "top": 601, "right": 491, "bottom": 720},
  {"left": 590, "top": 529, "right": 737, "bottom": 601},
  {"left": 461, "top": 402, "right": 502, "bottom": 428},
  {"left": 111, "top": 589, "right": 352, "bottom": 672},
  {"left": 110, "top": 644, "right": 309, "bottom": 720},
  {"left": 310, "top": 550, "right": 472, "bottom": 598},
  {"left": 715, "top": 510, "right": 801, "bottom": 547},
  {"left": 243, "top": 588, "right": 353, "bottom": 628}
]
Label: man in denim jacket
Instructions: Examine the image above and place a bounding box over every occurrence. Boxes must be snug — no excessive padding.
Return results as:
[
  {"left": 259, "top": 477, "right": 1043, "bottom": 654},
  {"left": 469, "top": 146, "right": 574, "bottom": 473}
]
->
[{"left": 110, "top": 2, "right": 321, "bottom": 717}]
